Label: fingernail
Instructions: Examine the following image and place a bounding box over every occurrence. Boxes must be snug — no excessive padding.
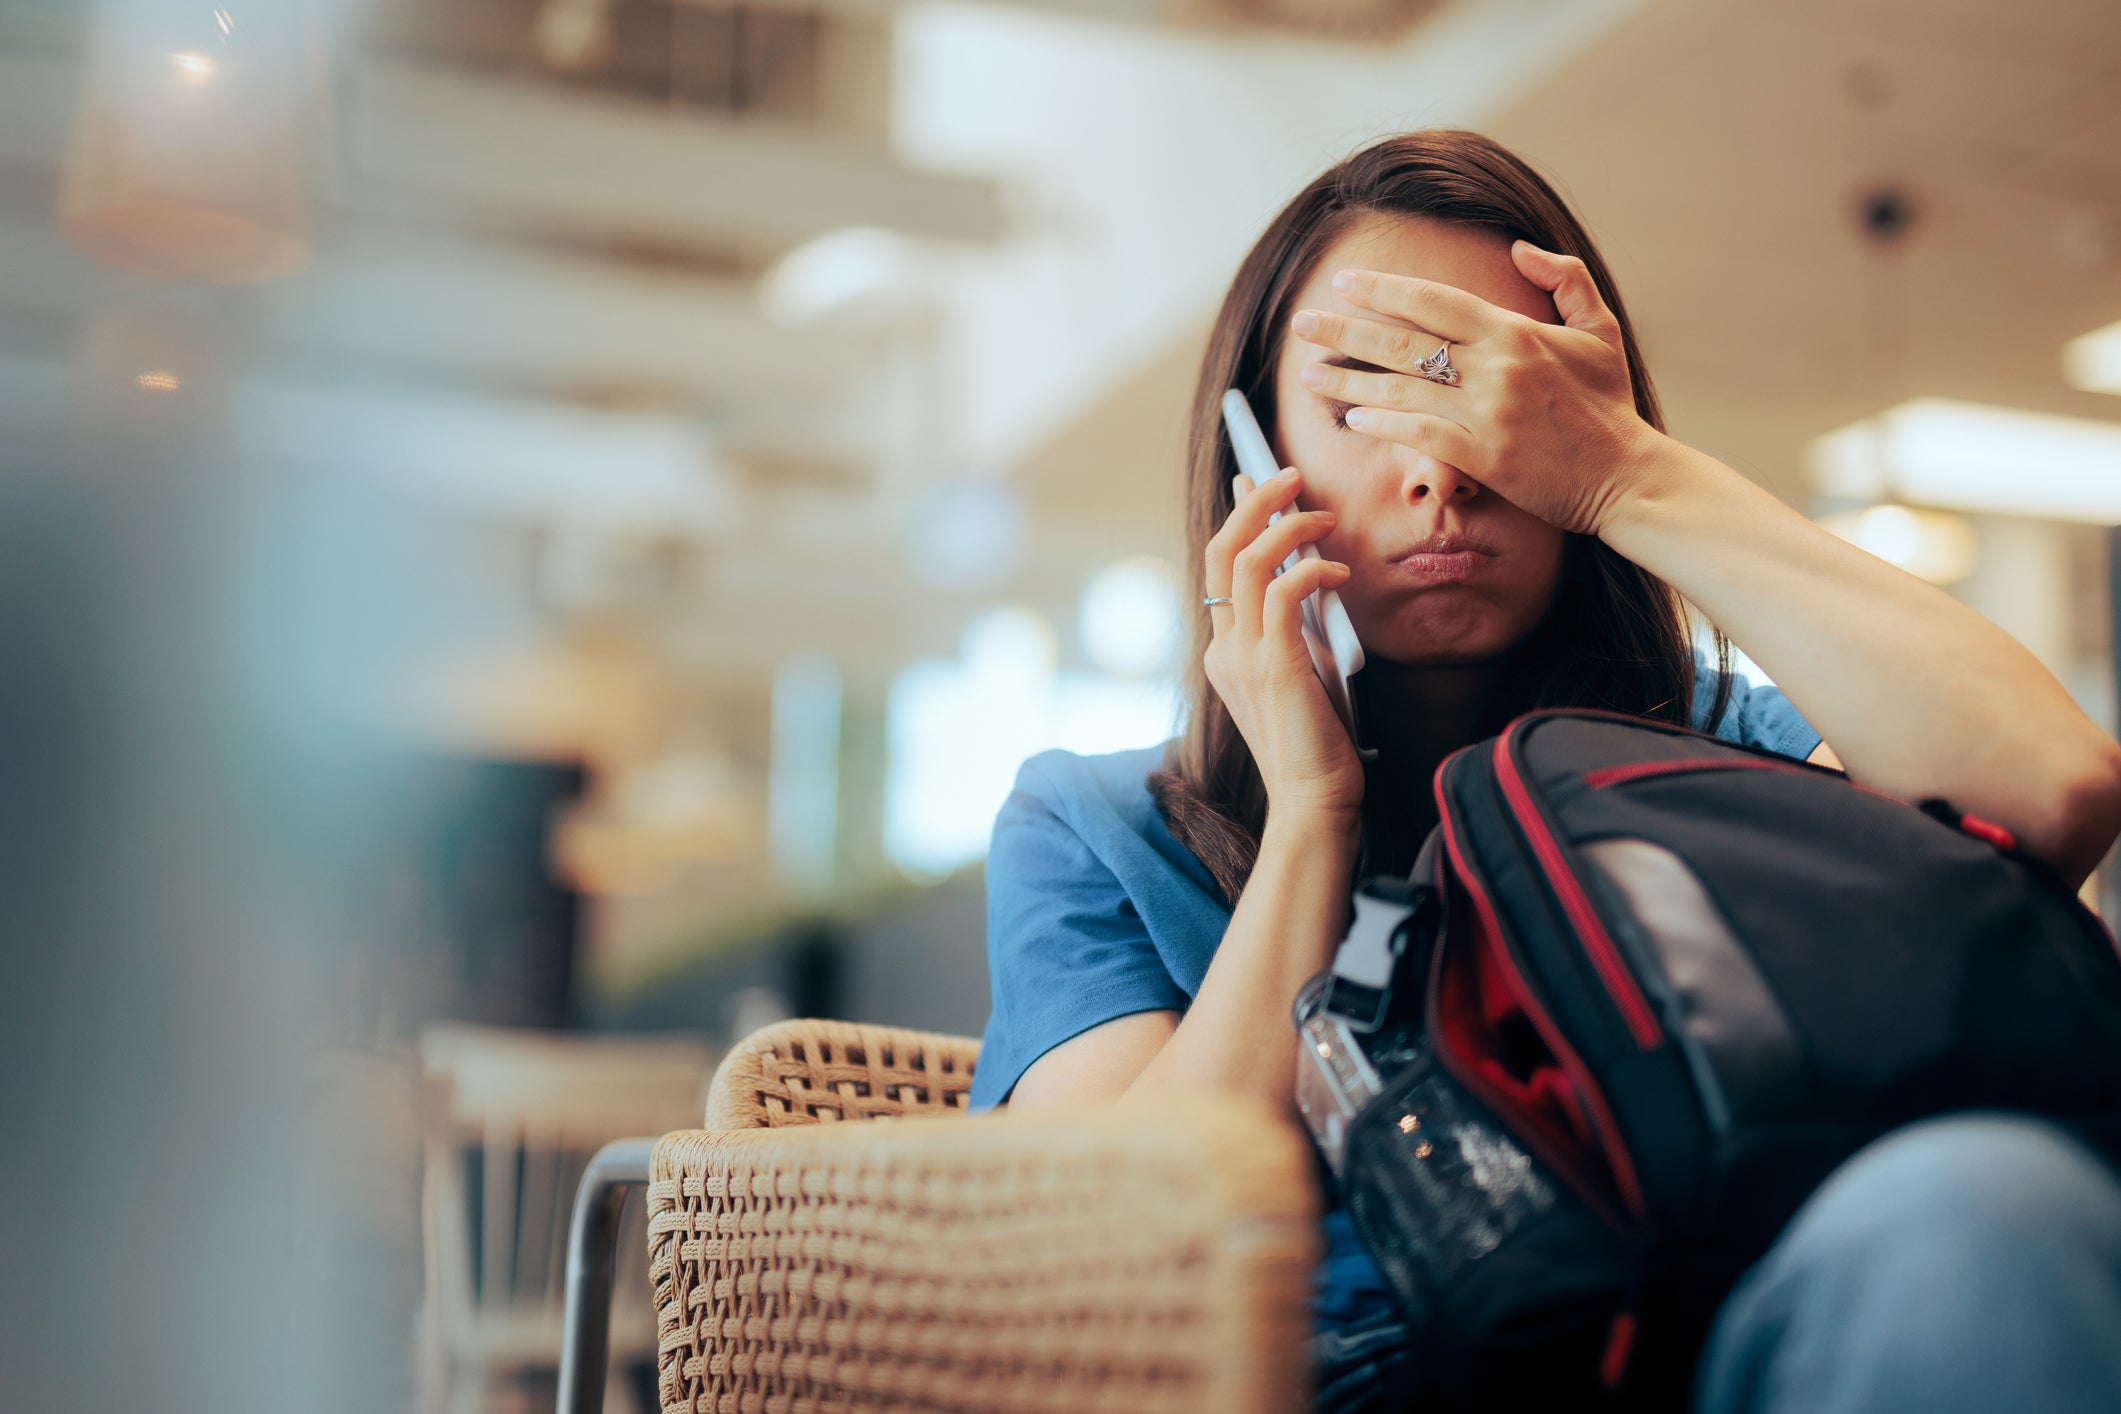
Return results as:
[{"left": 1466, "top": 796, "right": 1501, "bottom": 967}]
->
[
  {"left": 1332, "top": 270, "right": 1355, "bottom": 292},
  {"left": 1344, "top": 408, "right": 1369, "bottom": 429},
  {"left": 1291, "top": 310, "right": 1320, "bottom": 337},
  {"left": 1278, "top": 467, "right": 1300, "bottom": 482},
  {"left": 1300, "top": 363, "right": 1326, "bottom": 389}
]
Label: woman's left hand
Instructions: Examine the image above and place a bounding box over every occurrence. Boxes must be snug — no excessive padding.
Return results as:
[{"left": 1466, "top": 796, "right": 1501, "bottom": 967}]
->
[{"left": 1293, "top": 242, "right": 1668, "bottom": 538}]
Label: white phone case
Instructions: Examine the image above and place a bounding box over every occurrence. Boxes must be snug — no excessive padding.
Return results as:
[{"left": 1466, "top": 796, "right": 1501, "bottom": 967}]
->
[{"left": 1220, "top": 389, "right": 1374, "bottom": 761}]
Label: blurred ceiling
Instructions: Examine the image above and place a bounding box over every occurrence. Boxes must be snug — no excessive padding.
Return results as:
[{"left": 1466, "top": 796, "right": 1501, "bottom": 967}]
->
[
  {"left": 0, "top": 0, "right": 1645, "bottom": 682},
  {"left": 2, "top": 0, "right": 2118, "bottom": 732},
  {"left": 1488, "top": 0, "right": 2121, "bottom": 503}
]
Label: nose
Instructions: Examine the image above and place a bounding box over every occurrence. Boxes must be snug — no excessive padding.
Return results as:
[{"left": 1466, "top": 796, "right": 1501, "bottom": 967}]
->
[{"left": 1402, "top": 455, "right": 1479, "bottom": 507}]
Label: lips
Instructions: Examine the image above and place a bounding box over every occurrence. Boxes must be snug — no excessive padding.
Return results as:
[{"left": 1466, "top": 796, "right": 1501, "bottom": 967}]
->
[{"left": 1386, "top": 533, "right": 1498, "bottom": 585}]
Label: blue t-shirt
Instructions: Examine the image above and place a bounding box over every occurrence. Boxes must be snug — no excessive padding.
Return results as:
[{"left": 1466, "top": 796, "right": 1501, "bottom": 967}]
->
[
  {"left": 969, "top": 666, "right": 1818, "bottom": 1111},
  {"left": 966, "top": 665, "right": 1820, "bottom": 1334}
]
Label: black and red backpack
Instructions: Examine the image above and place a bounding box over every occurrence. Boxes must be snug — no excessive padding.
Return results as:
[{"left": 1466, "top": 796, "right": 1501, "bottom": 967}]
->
[{"left": 1294, "top": 709, "right": 2121, "bottom": 1406}]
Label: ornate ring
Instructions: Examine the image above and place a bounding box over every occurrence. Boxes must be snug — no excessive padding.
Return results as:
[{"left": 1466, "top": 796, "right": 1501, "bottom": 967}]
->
[{"left": 1414, "top": 343, "right": 1460, "bottom": 386}]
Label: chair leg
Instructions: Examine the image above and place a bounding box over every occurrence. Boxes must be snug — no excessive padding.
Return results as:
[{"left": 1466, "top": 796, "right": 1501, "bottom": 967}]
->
[{"left": 557, "top": 1139, "right": 657, "bottom": 1414}]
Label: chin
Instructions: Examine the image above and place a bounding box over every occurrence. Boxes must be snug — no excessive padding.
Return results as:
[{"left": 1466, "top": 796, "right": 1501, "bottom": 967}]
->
[{"left": 1360, "top": 596, "right": 1541, "bottom": 666}]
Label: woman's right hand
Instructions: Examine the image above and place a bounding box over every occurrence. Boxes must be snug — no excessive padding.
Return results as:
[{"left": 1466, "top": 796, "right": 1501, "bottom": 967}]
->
[{"left": 1202, "top": 467, "right": 1366, "bottom": 823}]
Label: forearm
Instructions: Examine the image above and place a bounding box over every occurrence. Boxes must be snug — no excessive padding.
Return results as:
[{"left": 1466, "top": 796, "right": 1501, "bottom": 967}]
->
[
  {"left": 1125, "top": 807, "right": 1360, "bottom": 1115},
  {"left": 1604, "top": 434, "right": 2121, "bottom": 882}
]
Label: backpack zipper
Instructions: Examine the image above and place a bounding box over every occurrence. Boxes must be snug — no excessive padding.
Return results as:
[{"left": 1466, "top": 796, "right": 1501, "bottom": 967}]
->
[
  {"left": 1582, "top": 756, "right": 1811, "bottom": 791},
  {"left": 1494, "top": 721, "right": 1666, "bottom": 1052},
  {"left": 1436, "top": 780, "right": 1648, "bottom": 1224}
]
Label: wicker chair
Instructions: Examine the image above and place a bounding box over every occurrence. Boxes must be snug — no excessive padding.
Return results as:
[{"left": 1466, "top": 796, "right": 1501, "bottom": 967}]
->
[{"left": 557, "top": 1018, "right": 1321, "bottom": 1414}]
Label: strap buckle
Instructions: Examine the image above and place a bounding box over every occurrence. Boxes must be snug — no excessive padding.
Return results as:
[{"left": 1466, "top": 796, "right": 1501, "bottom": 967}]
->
[{"left": 1323, "top": 877, "right": 1432, "bottom": 1033}]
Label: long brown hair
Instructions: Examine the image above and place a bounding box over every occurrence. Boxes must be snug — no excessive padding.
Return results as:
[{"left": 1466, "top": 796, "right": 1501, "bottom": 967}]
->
[{"left": 1149, "top": 130, "right": 1730, "bottom": 903}]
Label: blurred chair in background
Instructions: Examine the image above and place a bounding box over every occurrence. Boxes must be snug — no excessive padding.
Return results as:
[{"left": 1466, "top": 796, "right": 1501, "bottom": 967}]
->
[
  {"left": 420, "top": 1025, "right": 717, "bottom": 1414},
  {"left": 558, "top": 1019, "right": 1319, "bottom": 1414}
]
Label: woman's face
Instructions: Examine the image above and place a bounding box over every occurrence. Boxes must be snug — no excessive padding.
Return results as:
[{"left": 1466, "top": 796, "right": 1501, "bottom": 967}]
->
[{"left": 1270, "top": 215, "right": 1570, "bottom": 667}]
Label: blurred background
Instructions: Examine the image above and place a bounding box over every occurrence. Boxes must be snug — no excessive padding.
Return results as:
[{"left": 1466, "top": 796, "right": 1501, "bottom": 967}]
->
[{"left": 3, "top": 0, "right": 2119, "bottom": 1410}]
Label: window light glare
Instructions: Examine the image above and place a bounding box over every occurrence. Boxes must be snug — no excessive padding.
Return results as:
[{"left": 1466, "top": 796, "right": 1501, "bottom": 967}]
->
[
  {"left": 1078, "top": 556, "right": 1181, "bottom": 676},
  {"left": 760, "top": 225, "right": 920, "bottom": 328},
  {"left": 170, "top": 51, "right": 217, "bottom": 83},
  {"left": 884, "top": 605, "right": 1178, "bottom": 877}
]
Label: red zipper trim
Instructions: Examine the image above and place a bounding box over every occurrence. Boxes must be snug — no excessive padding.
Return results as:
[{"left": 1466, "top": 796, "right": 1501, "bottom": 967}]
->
[
  {"left": 1495, "top": 721, "right": 1665, "bottom": 1052},
  {"left": 1599, "top": 1310, "right": 1639, "bottom": 1389},
  {"left": 1582, "top": 757, "right": 1810, "bottom": 791},
  {"left": 1956, "top": 812, "right": 2018, "bottom": 852},
  {"left": 1425, "top": 1007, "right": 1626, "bottom": 1234},
  {"left": 1437, "top": 775, "right": 1648, "bottom": 1223}
]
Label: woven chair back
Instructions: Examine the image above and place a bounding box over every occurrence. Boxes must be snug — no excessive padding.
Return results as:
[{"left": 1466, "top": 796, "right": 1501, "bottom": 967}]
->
[
  {"left": 704, "top": 1017, "right": 978, "bottom": 1129},
  {"left": 654, "top": 1020, "right": 1318, "bottom": 1414},
  {"left": 648, "top": 1099, "right": 1318, "bottom": 1414}
]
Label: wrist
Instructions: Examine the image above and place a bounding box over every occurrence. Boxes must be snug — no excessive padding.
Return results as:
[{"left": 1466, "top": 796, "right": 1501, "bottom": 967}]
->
[
  {"left": 1262, "top": 801, "right": 1362, "bottom": 854},
  {"left": 1595, "top": 428, "right": 1718, "bottom": 548}
]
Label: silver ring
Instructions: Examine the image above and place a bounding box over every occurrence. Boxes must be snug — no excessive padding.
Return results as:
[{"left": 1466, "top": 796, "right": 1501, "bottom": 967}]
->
[
  {"left": 1414, "top": 342, "right": 1460, "bottom": 386},
  {"left": 1202, "top": 596, "right": 1234, "bottom": 608}
]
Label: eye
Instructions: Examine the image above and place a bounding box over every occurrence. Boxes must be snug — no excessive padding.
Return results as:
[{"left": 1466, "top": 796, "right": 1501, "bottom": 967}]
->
[{"left": 1326, "top": 399, "right": 1356, "bottom": 431}]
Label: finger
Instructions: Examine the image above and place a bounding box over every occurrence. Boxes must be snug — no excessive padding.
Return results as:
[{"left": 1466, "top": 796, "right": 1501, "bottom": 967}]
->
[
  {"left": 1231, "top": 509, "right": 1338, "bottom": 638},
  {"left": 1340, "top": 407, "right": 1481, "bottom": 467},
  {"left": 1301, "top": 360, "right": 1467, "bottom": 425},
  {"left": 1203, "top": 472, "right": 1247, "bottom": 630},
  {"left": 1204, "top": 466, "right": 1303, "bottom": 597},
  {"left": 1329, "top": 268, "right": 1494, "bottom": 344},
  {"left": 1263, "top": 556, "right": 1351, "bottom": 645},
  {"left": 1291, "top": 309, "right": 1450, "bottom": 376},
  {"left": 1510, "top": 241, "right": 1620, "bottom": 344}
]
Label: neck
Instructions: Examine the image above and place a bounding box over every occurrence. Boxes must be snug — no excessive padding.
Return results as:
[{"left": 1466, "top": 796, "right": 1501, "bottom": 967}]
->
[{"left": 1362, "top": 657, "right": 1514, "bottom": 780}]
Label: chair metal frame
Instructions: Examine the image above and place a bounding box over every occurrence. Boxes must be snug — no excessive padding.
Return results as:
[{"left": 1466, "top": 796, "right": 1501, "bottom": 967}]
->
[{"left": 557, "top": 1139, "right": 656, "bottom": 1414}]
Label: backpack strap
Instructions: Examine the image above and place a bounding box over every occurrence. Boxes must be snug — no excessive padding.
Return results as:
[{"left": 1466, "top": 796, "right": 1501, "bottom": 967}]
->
[{"left": 1322, "top": 833, "right": 1443, "bottom": 1032}]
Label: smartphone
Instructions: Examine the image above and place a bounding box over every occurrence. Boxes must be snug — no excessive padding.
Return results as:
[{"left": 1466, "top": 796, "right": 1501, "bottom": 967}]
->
[{"left": 1221, "top": 389, "right": 1375, "bottom": 762}]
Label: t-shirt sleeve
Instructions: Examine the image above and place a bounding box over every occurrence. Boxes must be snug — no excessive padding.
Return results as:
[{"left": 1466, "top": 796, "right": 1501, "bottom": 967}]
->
[
  {"left": 1691, "top": 658, "right": 1823, "bottom": 762},
  {"left": 967, "top": 758, "right": 1189, "bottom": 1113}
]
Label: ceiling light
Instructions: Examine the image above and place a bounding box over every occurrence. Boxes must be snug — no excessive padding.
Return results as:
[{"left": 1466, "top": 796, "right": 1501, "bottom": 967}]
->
[
  {"left": 2063, "top": 319, "right": 2121, "bottom": 396},
  {"left": 535, "top": 0, "right": 612, "bottom": 72},
  {"left": 1809, "top": 398, "right": 2121, "bottom": 524},
  {"left": 64, "top": 10, "right": 309, "bottom": 282}
]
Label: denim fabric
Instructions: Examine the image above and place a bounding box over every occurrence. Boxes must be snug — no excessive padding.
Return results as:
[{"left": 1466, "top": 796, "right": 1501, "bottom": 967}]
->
[
  {"left": 1310, "top": 1116, "right": 2121, "bottom": 1414},
  {"left": 1696, "top": 1115, "right": 2121, "bottom": 1414},
  {"left": 1310, "top": 1205, "right": 1421, "bottom": 1413},
  {"left": 1310, "top": 1301, "right": 1421, "bottom": 1414}
]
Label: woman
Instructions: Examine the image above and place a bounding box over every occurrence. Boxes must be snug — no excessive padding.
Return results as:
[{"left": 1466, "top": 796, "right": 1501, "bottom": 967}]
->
[{"left": 966, "top": 132, "right": 2121, "bottom": 1410}]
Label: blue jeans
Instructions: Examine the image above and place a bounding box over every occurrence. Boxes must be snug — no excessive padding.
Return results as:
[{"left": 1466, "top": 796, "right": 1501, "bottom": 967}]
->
[{"left": 1312, "top": 1115, "right": 2121, "bottom": 1413}]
